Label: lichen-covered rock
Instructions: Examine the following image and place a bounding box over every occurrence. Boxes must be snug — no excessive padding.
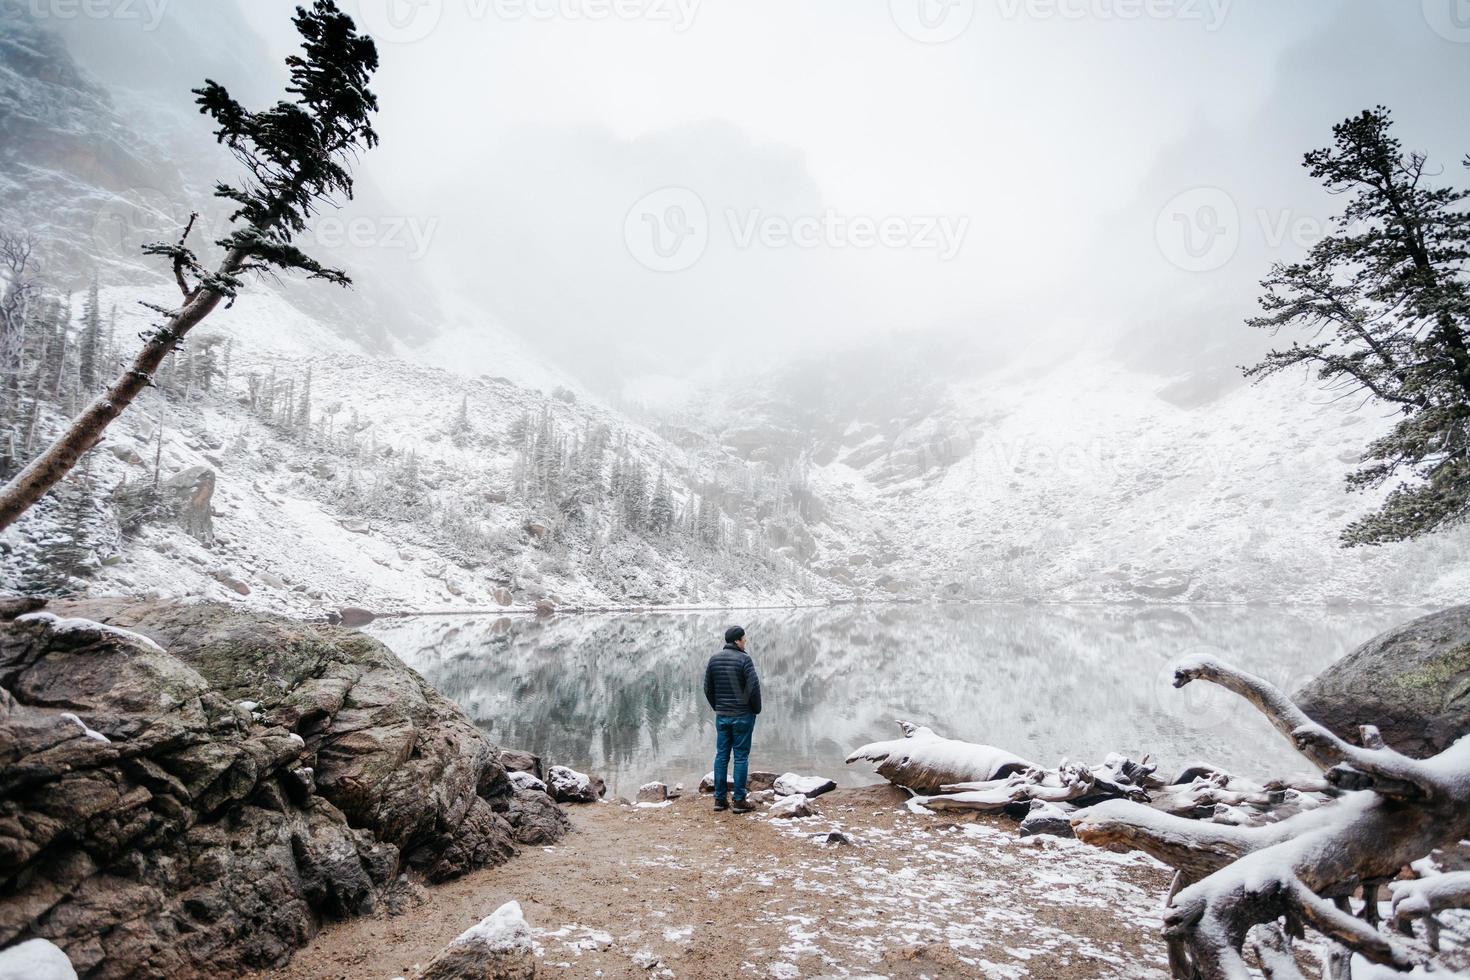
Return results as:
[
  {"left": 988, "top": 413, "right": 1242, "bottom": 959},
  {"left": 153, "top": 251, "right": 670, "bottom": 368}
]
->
[
  {"left": 1295, "top": 604, "right": 1470, "bottom": 758},
  {"left": 0, "top": 599, "right": 566, "bottom": 978}
]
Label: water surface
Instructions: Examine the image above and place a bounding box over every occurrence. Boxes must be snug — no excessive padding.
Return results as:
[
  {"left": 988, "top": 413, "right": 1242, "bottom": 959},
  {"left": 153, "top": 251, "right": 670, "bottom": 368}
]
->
[{"left": 368, "top": 603, "right": 1414, "bottom": 798}]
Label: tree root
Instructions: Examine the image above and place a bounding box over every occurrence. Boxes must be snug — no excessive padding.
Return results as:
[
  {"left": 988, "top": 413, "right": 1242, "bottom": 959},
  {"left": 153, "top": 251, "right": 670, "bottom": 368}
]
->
[{"left": 1074, "top": 655, "right": 1470, "bottom": 978}]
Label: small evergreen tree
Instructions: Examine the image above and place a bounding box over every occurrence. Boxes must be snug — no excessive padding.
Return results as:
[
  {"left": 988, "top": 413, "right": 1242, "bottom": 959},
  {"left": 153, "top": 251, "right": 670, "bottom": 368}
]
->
[{"left": 78, "top": 276, "right": 102, "bottom": 393}]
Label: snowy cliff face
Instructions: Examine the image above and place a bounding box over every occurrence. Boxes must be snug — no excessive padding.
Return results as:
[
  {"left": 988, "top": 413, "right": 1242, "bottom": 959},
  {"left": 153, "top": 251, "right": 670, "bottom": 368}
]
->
[{"left": 697, "top": 333, "right": 1470, "bottom": 606}]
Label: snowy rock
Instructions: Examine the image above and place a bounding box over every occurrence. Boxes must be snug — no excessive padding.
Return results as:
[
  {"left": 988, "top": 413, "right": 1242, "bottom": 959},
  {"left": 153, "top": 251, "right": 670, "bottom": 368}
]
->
[
  {"left": 1296, "top": 603, "right": 1470, "bottom": 758},
  {"left": 767, "top": 794, "right": 817, "bottom": 819},
  {"left": 212, "top": 570, "right": 251, "bottom": 596},
  {"left": 1018, "top": 800, "right": 1075, "bottom": 839},
  {"left": 533, "top": 599, "right": 556, "bottom": 618},
  {"left": 773, "top": 773, "right": 837, "bottom": 798},
  {"left": 500, "top": 749, "right": 543, "bottom": 781},
  {"left": 106, "top": 443, "right": 144, "bottom": 467},
  {"left": 747, "top": 790, "right": 776, "bottom": 805},
  {"left": 416, "top": 901, "right": 536, "bottom": 980},
  {"left": 0, "top": 938, "right": 77, "bottom": 980},
  {"left": 547, "top": 765, "right": 604, "bottom": 804},
  {"left": 812, "top": 830, "right": 854, "bottom": 846},
  {"left": 505, "top": 789, "right": 571, "bottom": 846},
  {"left": 509, "top": 770, "right": 547, "bottom": 793},
  {"left": 257, "top": 571, "right": 288, "bottom": 590},
  {"left": 493, "top": 587, "right": 513, "bottom": 607},
  {"left": 636, "top": 781, "right": 669, "bottom": 803}
]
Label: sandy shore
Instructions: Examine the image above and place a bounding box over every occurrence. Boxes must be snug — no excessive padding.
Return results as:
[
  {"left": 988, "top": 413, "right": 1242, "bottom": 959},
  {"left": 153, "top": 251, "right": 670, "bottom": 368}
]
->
[{"left": 259, "top": 785, "right": 1174, "bottom": 979}]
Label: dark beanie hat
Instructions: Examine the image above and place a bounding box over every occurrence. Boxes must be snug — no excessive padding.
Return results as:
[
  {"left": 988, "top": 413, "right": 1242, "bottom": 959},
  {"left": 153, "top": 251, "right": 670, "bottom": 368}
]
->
[{"left": 724, "top": 625, "right": 745, "bottom": 644}]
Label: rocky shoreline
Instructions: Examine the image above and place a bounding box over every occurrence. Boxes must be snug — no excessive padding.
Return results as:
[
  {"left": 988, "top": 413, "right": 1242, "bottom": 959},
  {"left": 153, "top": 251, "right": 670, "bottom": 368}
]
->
[{"left": 0, "top": 598, "right": 570, "bottom": 978}]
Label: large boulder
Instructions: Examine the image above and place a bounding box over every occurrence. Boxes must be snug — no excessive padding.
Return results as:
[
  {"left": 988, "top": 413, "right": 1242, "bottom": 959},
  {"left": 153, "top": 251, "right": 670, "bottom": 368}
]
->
[
  {"left": 0, "top": 600, "right": 565, "bottom": 978},
  {"left": 1296, "top": 604, "right": 1470, "bottom": 758}
]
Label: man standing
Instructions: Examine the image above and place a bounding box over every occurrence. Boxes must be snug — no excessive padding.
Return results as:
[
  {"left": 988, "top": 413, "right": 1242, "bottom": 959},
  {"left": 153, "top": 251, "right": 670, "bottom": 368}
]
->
[{"left": 703, "top": 625, "right": 762, "bottom": 813}]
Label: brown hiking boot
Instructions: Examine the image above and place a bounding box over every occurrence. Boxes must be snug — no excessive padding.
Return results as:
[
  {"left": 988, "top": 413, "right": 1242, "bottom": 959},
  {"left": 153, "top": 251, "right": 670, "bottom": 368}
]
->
[
  {"left": 713, "top": 798, "right": 729, "bottom": 812},
  {"left": 731, "top": 799, "right": 756, "bottom": 814}
]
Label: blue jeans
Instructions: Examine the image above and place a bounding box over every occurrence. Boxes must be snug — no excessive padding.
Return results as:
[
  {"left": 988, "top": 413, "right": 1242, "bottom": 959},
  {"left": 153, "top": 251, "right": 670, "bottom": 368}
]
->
[{"left": 712, "top": 713, "right": 756, "bottom": 801}]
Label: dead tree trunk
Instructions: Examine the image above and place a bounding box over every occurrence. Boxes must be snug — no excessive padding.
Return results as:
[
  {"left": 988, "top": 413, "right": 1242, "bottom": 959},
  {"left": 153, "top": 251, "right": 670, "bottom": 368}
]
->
[
  {"left": 1072, "top": 655, "right": 1470, "bottom": 979},
  {"left": 0, "top": 231, "right": 243, "bottom": 531}
]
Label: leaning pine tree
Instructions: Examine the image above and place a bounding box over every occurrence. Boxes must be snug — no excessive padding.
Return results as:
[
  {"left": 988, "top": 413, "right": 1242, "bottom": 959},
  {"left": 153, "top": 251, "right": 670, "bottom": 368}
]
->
[
  {"left": 1244, "top": 106, "right": 1470, "bottom": 546},
  {"left": 0, "top": 0, "right": 379, "bottom": 531}
]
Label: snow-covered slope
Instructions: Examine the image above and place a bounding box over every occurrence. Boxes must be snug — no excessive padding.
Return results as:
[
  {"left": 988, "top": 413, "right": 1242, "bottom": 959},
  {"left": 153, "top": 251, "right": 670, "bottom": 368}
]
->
[{"left": 746, "top": 339, "right": 1468, "bottom": 606}]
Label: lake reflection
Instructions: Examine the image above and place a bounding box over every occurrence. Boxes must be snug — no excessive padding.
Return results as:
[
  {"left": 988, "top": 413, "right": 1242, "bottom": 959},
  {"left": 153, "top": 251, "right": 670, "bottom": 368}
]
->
[{"left": 367, "top": 604, "right": 1414, "bottom": 798}]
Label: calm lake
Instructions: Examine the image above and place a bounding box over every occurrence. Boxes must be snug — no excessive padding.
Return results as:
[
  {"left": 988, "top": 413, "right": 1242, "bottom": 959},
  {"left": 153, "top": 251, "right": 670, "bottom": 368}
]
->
[{"left": 367, "top": 603, "right": 1416, "bottom": 798}]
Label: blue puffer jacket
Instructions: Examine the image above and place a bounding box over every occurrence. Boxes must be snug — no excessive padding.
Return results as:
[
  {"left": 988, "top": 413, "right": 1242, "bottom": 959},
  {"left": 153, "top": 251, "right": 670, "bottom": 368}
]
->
[{"left": 703, "top": 643, "right": 762, "bottom": 716}]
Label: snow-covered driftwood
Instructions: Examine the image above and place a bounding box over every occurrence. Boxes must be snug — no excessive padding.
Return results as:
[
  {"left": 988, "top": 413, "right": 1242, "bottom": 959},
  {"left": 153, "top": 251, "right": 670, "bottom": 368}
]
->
[
  {"left": 844, "top": 721, "right": 1034, "bottom": 793},
  {"left": 1071, "top": 655, "right": 1470, "bottom": 979}
]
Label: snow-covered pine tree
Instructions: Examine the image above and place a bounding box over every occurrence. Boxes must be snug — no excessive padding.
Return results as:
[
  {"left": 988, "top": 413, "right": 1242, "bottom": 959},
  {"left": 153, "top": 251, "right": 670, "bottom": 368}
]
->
[
  {"left": 77, "top": 276, "right": 101, "bottom": 393},
  {"left": 649, "top": 467, "right": 675, "bottom": 536},
  {"left": 450, "top": 394, "right": 471, "bottom": 443},
  {"left": 296, "top": 366, "right": 313, "bottom": 436},
  {"left": 1246, "top": 107, "right": 1470, "bottom": 545}
]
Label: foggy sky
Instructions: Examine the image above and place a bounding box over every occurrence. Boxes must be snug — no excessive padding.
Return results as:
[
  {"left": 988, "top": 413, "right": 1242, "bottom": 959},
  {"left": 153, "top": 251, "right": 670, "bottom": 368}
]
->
[{"left": 50, "top": 0, "right": 1470, "bottom": 393}]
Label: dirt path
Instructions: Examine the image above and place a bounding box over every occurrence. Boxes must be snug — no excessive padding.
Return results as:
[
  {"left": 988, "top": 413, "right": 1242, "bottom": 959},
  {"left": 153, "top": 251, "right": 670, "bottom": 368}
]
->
[{"left": 261, "top": 786, "right": 1174, "bottom": 979}]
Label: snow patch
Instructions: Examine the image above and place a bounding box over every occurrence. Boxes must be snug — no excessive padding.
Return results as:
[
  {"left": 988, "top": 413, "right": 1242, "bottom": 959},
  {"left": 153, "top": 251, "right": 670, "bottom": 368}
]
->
[{"left": 16, "top": 612, "right": 166, "bottom": 654}]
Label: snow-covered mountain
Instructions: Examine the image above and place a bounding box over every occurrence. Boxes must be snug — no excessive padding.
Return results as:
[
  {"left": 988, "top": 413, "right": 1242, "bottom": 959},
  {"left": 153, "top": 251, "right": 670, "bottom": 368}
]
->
[{"left": 686, "top": 332, "right": 1469, "bottom": 606}]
